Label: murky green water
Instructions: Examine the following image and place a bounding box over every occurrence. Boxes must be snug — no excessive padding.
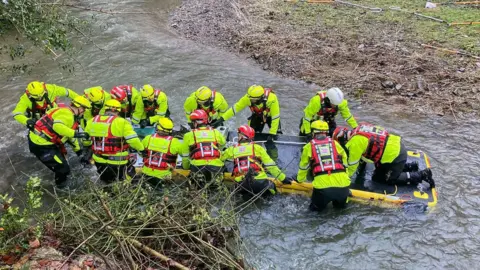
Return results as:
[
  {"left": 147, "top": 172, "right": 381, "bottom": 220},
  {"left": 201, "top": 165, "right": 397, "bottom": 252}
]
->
[{"left": 1, "top": 0, "right": 479, "bottom": 269}]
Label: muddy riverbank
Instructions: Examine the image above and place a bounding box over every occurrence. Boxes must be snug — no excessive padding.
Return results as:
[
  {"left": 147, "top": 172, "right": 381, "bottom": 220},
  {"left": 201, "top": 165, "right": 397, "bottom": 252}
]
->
[{"left": 169, "top": 0, "right": 480, "bottom": 118}]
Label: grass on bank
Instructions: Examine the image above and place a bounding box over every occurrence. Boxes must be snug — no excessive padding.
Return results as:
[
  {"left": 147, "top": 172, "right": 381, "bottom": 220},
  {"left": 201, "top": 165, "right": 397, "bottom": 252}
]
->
[{"left": 277, "top": 0, "right": 480, "bottom": 55}]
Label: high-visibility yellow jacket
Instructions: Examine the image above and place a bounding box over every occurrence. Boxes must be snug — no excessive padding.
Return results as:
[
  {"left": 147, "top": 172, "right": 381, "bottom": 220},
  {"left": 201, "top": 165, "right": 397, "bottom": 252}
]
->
[
  {"left": 84, "top": 115, "right": 144, "bottom": 165},
  {"left": 28, "top": 107, "right": 80, "bottom": 151},
  {"left": 83, "top": 89, "right": 112, "bottom": 122},
  {"left": 345, "top": 133, "right": 402, "bottom": 177},
  {"left": 297, "top": 139, "right": 350, "bottom": 189},
  {"left": 140, "top": 90, "right": 169, "bottom": 124},
  {"left": 221, "top": 142, "right": 286, "bottom": 182},
  {"left": 141, "top": 134, "right": 182, "bottom": 178},
  {"left": 300, "top": 91, "right": 357, "bottom": 134},
  {"left": 222, "top": 92, "right": 281, "bottom": 135},
  {"left": 181, "top": 127, "right": 226, "bottom": 168},
  {"left": 120, "top": 87, "right": 144, "bottom": 124},
  {"left": 183, "top": 91, "right": 229, "bottom": 123},
  {"left": 12, "top": 84, "right": 79, "bottom": 126}
]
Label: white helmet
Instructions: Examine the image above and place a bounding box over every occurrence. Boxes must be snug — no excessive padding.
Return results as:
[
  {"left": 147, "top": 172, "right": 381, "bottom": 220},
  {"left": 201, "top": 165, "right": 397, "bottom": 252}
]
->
[{"left": 326, "top": 87, "right": 344, "bottom": 106}]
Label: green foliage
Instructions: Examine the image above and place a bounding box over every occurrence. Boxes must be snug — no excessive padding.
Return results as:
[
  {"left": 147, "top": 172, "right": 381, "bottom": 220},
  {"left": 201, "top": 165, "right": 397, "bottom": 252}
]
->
[{"left": 0, "top": 177, "right": 43, "bottom": 251}]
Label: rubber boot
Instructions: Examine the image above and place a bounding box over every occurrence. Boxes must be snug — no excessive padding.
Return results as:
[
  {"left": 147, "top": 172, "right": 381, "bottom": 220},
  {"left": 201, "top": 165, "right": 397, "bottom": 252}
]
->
[
  {"left": 403, "top": 161, "right": 419, "bottom": 172},
  {"left": 420, "top": 168, "right": 434, "bottom": 187}
]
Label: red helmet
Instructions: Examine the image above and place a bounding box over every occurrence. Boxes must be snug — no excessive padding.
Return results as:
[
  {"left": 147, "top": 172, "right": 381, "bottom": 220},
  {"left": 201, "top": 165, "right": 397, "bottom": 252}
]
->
[
  {"left": 190, "top": 109, "right": 208, "bottom": 125},
  {"left": 332, "top": 126, "right": 350, "bottom": 142},
  {"left": 238, "top": 125, "right": 255, "bottom": 140},
  {"left": 110, "top": 85, "right": 128, "bottom": 102}
]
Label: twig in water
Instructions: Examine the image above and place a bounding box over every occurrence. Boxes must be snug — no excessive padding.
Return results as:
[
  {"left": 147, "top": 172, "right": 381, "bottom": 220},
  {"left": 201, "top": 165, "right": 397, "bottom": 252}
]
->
[{"left": 450, "top": 102, "right": 458, "bottom": 123}]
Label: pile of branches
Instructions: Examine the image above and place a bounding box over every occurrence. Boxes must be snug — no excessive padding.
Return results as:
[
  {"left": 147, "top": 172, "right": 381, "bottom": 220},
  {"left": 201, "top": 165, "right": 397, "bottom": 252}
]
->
[{"left": 47, "top": 177, "right": 247, "bottom": 269}]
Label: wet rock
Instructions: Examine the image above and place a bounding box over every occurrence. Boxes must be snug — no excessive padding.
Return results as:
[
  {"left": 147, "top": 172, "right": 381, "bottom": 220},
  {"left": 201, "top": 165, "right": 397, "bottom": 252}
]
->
[
  {"left": 395, "top": 84, "right": 403, "bottom": 91},
  {"left": 457, "top": 67, "right": 466, "bottom": 73},
  {"left": 357, "top": 44, "right": 365, "bottom": 50},
  {"left": 171, "top": 23, "right": 178, "bottom": 28},
  {"left": 263, "top": 64, "right": 269, "bottom": 70},
  {"left": 381, "top": 80, "right": 395, "bottom": 89},
  {"left": 476, "top": 62, "right": 480, "bottom": 68},
  {"left": 416, "top": 76, "right": 427, "bottom": 91},
  {"left": 252, "top": 53, "right": 260, "bottom": 59}
]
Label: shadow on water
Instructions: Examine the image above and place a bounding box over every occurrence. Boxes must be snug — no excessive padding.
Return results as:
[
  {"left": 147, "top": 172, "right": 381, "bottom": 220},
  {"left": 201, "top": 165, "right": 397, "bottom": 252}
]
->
[{"left": 1, "top": 0, "right": 479, "bottom": 269}]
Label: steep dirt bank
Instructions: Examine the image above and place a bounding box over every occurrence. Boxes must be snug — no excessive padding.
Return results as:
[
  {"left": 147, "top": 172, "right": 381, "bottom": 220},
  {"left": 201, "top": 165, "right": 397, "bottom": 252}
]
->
[{"left": 169, "top": 0, "right": 480, "bottom": 118}]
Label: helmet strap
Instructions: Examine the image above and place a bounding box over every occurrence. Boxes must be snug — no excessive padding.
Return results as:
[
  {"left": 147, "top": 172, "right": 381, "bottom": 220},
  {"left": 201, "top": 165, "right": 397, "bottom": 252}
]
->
[
  {"left": 313, "top": 133, "right": 327, "bottom": 140},
  {"left": 105, "top": 110, "right": 118, "bottom": 116},
  {"left": 156, "top": 129, "right": 171, "bottom": 136}
]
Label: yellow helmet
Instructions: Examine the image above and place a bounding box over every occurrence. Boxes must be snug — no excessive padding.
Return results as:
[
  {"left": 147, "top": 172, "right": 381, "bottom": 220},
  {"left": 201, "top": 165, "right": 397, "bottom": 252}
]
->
[
  {"left": 157, "top": 117, "right": 174, "bottom": 133},
  {"left": 194, "top": 86, "right": 213, "bottom": 102},
  {"left": 104, "top": 99, "right": 122, "bottom": 112},
  {"left": 26, "top": 81, "right": 46, "bottom": 99},
  {"left": 72, "top": 96, "right": 92, "bottom": 109},
  {"left": 311, "top": 120, "right": 329, "bottom": 134},
  {"left": 141, "top": 84, "right": 155, "bottom": 101},
  {"left": 247, "top": 85, "right": 265, "bottom": 98},
  {"left": 85, "top": 86, "right": 105, "bottom": 104}
]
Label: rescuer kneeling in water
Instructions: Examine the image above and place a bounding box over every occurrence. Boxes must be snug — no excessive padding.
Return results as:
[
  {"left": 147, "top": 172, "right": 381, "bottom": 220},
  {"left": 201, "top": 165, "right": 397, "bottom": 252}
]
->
[
  {"left": 181, "top": 109, "right": 226, "bottom": 187},
  {"left": 28, "top": 96, "right": 91, "bottom": 188},
  {"left": 333, "top": 123, "right": 434, "bottom": 187},
  {"left": 141, "top": 118, "right": 182, "bottom": 188},
  {"left": 83, "top": 86, "right": 112, "bottom": 123},
  {"left": 84, "top": 99, "right": 145, "bottom": 182},
  {"left": 183, "top": 86, "right": 229, "bottom": 129},
  {"left": 139, "top": 84, "right": 170, "bottom": 129},
  {"left": 299, "top": 87, "right": 357, "bottom": 138},
  {"left": 221, "top": 125, "right": 292, "bottom": 197},
  {"left": 214, "top": 85, "right": 282, "bottom": 137},
  {"left": 296, "top": 120, "right": 351, "bottom": 211}
]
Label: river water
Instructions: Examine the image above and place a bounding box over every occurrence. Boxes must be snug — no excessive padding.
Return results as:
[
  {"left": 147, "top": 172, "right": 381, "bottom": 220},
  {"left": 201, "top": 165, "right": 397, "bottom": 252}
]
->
[{"left": 1, "top": 0, "right": 479, "bottom": 269}]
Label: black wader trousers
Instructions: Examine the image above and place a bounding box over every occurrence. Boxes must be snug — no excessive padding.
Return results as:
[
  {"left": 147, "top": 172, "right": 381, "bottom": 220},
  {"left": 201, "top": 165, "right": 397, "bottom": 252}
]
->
[{"left": 28, "top": 137, "right": 70, "bottom": 187}]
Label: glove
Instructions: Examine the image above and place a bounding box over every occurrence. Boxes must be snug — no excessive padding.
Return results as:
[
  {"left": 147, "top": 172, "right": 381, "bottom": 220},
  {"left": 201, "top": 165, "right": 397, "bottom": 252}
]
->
[
  {"left": 26, "top": 119, "right": 36, "bottom": 131},
  {"left": 305, "top": 133, "right": 313, "bottom": 141},
  {"left": 140, "top": 150, "right": 148, "bottom": 157},
  {"left": 267, "top": 135, "right": 278, "bottom": 142},
  {"left": 74, "top": 131, "right": 90, "bottom": 139},
  {"left": 282, "top": 176, "right": 295, "bottom": 185},
  {"left": 210, "top": 118, "right": 224, "bottom": 128},
  {"left": 140, "top": 119, "right": 149, "bottom": 129}
]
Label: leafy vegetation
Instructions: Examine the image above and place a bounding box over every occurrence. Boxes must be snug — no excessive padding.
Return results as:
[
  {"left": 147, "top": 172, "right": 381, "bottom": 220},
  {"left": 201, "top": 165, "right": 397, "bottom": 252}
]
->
[
  {"left": 1, "top": 175, "right": 247, "bottom": 269},
  {"left": 0, "top": 0, "right": 89, "bottom": 57}
]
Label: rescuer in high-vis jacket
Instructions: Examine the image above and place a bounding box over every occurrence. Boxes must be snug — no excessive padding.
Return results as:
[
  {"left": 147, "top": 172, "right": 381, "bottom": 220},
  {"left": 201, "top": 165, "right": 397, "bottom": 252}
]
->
[
  {"left": 84, "top": 99, "right": 145, "bottom": 182},
  {"left": 299, "top": 87, "right": 357, "bottom": 137},
  {"left": 181, "top": 109, "right": 226, "bottom": 187},
  {"left": 221, "top": 124, "right": 292, "bottom": 197},
  {"left": 296, "top": 120, "right": 351, "bottom": 212},
  {"left": 109, "top": 85, "right": 144, "bottom": 124},
  {"left": 83, "top": 86, "right": 112, "bottom": 123},
  {"left": 28, "top": 96, "right": 91, "bottom": 188},
  {"left": 12, "top": 81, "right": 80, "bottom": 130},
  {"left": 333, "top": 123, "right": 435, "bottom": 187},
  {"left": 141, "top": 117, "right": 182, "bottom": 188},
  {"left": 214, "top": 85, "right": 281, "bottom": 136},
  {"left": 138, "top": 84, "right": 170, "bottom": 128},
  {"left": 183, "top": 86, "right": 228, "bottom": 128}
]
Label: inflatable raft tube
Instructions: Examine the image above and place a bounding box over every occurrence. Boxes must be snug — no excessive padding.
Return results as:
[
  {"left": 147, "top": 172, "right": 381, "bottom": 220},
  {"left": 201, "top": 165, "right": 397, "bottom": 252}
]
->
[{"left": 133, "top": 126, "right": 437, "bottom": 208}]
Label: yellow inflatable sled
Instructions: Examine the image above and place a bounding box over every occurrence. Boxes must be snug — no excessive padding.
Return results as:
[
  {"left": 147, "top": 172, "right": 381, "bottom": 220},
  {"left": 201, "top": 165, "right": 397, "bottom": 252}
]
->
[{"left": 133, "top": 127, "right": 437, "bottom": 209}]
